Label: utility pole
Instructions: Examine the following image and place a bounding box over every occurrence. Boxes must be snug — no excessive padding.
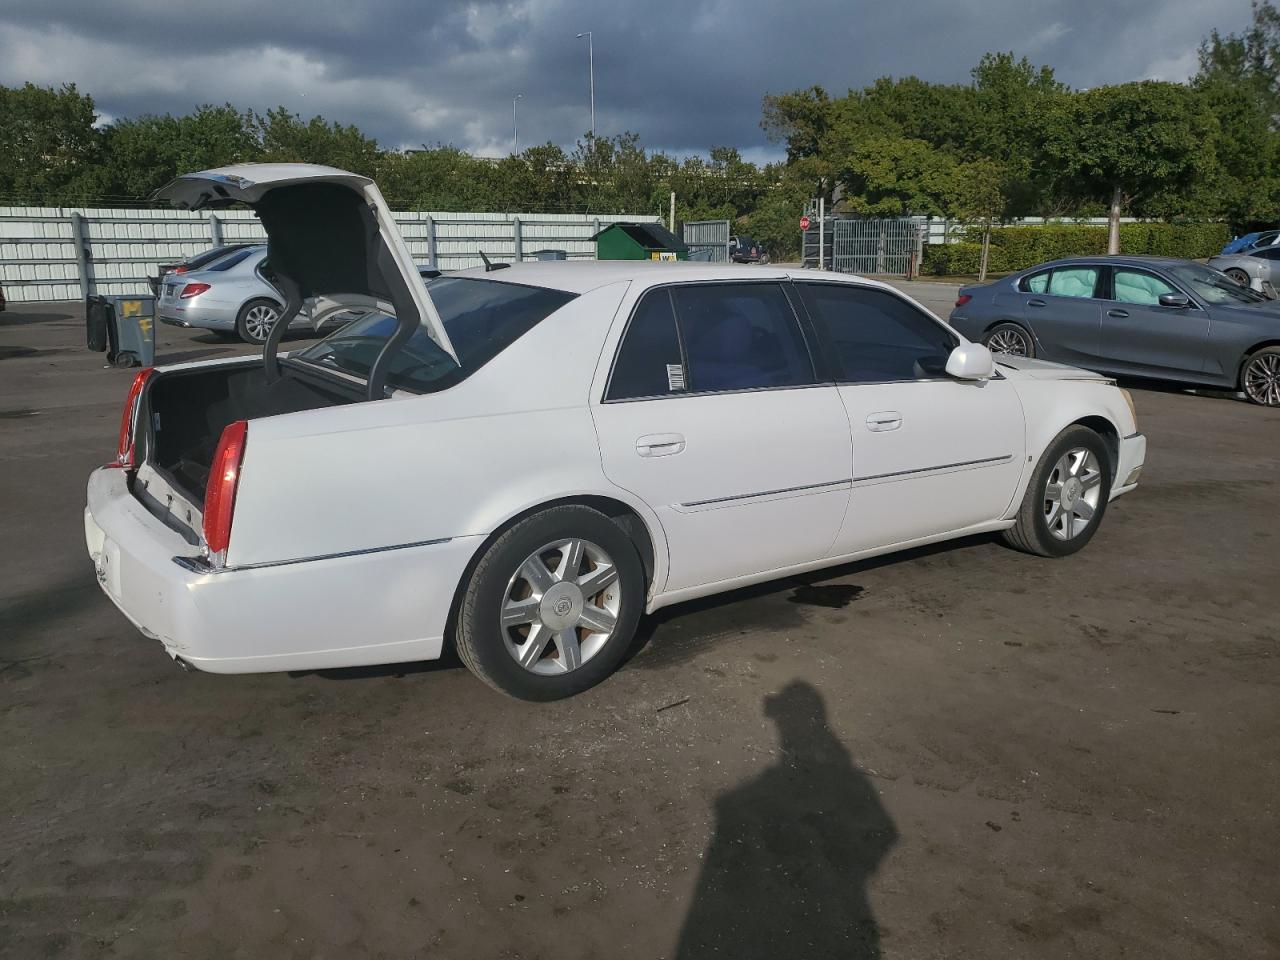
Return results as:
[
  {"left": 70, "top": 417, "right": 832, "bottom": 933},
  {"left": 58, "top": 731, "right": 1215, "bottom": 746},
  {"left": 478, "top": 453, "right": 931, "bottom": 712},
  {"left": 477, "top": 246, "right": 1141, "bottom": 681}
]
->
[
  {"left": 512, "top": 93, "right": 523, "bottom": 155},
  {"left": 818, "top": 196, "right": 825, "bottom": 271},
  {"left": 669, "top": 191, "right": 676, "bottom": 233},
  {"left": 576, "top": 31, "right": 595, "bottom": 137}
]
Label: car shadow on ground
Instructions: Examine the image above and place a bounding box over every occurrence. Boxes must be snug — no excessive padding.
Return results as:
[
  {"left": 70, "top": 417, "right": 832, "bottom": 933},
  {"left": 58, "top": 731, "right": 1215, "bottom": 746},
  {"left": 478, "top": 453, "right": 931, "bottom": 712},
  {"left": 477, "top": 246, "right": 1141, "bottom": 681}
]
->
[
  {"left": 625, "top": 533, "right": 996, "bottom": 670},
  {"left": 674, "top": 680, "right": 897, "bottom": 959},
  {"left": 1113, "top": 375, "right": 1246, "bottom": 405}
]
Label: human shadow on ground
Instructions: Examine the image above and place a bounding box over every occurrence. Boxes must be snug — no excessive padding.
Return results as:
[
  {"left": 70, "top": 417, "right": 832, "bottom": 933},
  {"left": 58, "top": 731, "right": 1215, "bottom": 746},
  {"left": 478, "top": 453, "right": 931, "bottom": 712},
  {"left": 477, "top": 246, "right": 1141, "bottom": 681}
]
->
[{"left": 675, "top": 680, "right": 898, "bottom": 960}]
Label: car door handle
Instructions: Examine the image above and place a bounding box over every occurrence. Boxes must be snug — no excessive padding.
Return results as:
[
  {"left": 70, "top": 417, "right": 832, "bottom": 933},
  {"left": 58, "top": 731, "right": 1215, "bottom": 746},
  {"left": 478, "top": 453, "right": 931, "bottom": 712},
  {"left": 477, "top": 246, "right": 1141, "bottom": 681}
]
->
[
  {"left": 1107, "top": 308, "right": 1130, "bottom": 318},
  {"left": 865, "top": 412, "right": 902, "bottom": 432},
  {"left": 636, "top": 433, "right": 685, "bottom": 457},
  {"left": 1028, "top": 298, "right": 1046, "bottom": 307}
]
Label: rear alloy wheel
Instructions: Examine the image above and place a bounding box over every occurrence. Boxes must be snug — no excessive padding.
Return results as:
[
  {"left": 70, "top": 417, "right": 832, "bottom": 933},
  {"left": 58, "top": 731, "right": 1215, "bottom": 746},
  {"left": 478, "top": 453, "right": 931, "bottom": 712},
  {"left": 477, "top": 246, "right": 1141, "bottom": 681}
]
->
[
  {"left": 985, "top": 323, "right": 1035, "bottom": 358},
  {"left": 236, "top": 299, "right": 281, "bottom": 345},
  {"left": 1226, "top": 268, "right": 1252, "bottom": 287},
  {"left": 456, "top": 505, "right": 644, "bottom": 700},
  {"left": 1241, "top": 347, "right": 1280, "bottom": 406},
  {"left": 1003, "top": 425, "right": 1112, "bottom": 558}
]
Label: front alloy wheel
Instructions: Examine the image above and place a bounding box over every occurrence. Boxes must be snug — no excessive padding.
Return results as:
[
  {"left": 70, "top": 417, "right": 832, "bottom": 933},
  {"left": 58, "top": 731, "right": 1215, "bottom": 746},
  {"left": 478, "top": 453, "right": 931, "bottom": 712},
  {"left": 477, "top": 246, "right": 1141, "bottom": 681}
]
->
[
  {"left": 1002, "top": 424, "right": 1112, "bottom": 557},
  {"left": 1043, "top": 448, "right": 1103, "bottom": 541},
  {"left": 1242, "top": 349, "right": 1280, "bottom": 406}
]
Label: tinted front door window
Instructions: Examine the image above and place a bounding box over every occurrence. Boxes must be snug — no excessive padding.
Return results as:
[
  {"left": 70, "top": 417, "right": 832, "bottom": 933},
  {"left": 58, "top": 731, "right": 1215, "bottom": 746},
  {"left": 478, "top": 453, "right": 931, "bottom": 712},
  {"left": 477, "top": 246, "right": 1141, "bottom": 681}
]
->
[{"left": 797, "top": 283, "right": 956, "bottom": 382}]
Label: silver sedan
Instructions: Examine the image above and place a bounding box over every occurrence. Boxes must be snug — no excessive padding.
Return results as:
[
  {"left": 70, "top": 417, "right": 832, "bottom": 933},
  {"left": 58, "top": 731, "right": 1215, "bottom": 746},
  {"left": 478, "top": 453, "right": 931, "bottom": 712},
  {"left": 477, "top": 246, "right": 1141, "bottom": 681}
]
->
[
  {"left": 157, "top": 245, "right": 300, "bottom": 344},
  {"left": 1206, "top": 246, "right": 1280, "bottom": 296}
]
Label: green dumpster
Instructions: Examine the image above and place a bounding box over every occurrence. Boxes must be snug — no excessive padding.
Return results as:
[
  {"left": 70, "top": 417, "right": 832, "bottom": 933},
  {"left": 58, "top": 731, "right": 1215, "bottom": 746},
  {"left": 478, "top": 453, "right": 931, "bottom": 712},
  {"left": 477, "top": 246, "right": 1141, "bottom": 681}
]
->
[{"left": 593, "top": 223, "right": 689, "bottom": 261}]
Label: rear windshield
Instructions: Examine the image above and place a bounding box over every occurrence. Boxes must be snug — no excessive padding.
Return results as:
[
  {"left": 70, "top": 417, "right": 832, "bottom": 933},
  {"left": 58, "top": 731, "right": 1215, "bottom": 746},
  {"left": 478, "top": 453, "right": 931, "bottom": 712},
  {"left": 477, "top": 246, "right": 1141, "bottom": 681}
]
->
[
  {"left": 292, "top": 276, "right": 577, "bottom": 393},
  {"left": 204, "top": 247, "right": 261, "bottom": 272},
  {"left": 186, "top": 245, "right": 250, "bottom": 270},
  {"left": 1169, "top": 263, "right": 1268, "bottom": 305}
]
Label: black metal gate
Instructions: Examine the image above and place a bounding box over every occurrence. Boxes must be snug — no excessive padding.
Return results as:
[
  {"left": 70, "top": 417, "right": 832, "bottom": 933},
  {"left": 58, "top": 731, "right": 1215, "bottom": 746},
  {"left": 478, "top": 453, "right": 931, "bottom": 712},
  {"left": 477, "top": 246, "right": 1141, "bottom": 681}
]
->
[
  {"left": 831, "top": 218, "right": 921, "bottom": 276},
  {"left": 804, "top": 218, "right": 922, "bottom": 275}
]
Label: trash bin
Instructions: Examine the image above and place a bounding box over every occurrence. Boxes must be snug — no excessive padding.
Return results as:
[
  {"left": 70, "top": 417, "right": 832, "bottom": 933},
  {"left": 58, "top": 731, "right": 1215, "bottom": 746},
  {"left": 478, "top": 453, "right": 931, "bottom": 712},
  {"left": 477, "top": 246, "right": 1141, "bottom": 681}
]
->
[
  {"left": 532, "top": 249, "right": 568, "bottom": 261},
  {"left": 86, "top": 294, "right": 156, "bottom": 368},
  {"left": 592, "top": 223, "right": 689, "bottom": 261}
]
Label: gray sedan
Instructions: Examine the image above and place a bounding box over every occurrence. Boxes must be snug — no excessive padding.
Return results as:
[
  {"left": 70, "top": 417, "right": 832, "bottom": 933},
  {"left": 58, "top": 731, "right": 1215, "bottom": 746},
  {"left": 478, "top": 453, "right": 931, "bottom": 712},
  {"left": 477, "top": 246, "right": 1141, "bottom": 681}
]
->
[
  {"left": 1206, "top": 246, "right": 1280, "bottom": 295},
  {"left": 949, "top": 256, "right": 1280, "bottom": 406}
]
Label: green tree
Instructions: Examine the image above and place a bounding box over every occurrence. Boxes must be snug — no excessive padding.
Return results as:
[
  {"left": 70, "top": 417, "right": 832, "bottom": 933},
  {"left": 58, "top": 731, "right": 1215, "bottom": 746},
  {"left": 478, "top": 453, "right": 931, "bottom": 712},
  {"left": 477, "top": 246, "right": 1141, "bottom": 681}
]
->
[
  {"left": 0, "top": 83, "right": 101, "bottom": 202},
  {"left": 838, "top": 137, "right": 963, "bottom": 217},
  {"left": 1198, "top": 0, "right": 1280, "bottom": 125},
  {"left": 254, "top": 107, "right": 380, "bottom": 176},
  {"left": 1035, "top": 82, "right": 1218, "bottom": 253}
]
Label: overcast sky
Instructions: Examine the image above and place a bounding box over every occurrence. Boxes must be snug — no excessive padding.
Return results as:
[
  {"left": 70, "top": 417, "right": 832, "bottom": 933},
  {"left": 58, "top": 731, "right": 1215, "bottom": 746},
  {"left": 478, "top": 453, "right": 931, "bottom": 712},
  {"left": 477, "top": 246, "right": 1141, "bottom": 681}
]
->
[{"left": 0, "top": 0, "right": 1255, "bottom": 162}]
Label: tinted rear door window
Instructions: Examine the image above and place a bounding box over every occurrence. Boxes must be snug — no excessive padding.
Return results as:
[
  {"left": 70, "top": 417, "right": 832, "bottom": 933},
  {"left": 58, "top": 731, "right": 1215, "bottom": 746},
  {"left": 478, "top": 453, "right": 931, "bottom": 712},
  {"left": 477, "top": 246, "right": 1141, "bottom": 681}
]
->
[
  {"left": 670, "top": 283, "right": 815, "bottom": 392},
  {"left": 797, "top": 282, "right": 957, "bottom": 382},
  {"left": 607, "top": 289, "right": 685, "bottom": 400}
]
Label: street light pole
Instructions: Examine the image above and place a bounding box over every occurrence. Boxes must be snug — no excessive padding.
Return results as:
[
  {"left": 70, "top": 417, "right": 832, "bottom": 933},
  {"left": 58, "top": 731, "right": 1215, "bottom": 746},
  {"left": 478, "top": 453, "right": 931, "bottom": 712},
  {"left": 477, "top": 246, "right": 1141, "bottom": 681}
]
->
[
  {"left": 576, "top": 31, "right": 595, "bottom": 137},
  {"left": 512, "top": 93, "right": 523, "bottom": 155}
]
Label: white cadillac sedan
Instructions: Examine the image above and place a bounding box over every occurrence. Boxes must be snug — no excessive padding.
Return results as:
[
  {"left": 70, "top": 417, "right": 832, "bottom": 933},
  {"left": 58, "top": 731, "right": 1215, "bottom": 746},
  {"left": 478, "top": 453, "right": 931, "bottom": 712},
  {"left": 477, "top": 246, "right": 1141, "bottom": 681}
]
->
[{"left": 85, "top": 164, "right": 1146, "bottom": 700}]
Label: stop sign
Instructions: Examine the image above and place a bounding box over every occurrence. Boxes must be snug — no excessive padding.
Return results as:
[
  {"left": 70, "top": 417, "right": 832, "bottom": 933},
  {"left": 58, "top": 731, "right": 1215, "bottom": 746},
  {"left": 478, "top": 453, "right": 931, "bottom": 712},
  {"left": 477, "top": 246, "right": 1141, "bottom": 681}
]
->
[{"left": 799, "top": 215, "right": 811, "bottom": 230}]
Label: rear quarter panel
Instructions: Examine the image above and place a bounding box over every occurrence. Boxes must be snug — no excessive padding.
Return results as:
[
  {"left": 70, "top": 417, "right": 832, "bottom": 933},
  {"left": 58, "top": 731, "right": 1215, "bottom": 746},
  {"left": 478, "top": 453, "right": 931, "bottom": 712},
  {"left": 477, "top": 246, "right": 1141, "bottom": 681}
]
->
[{"left": 224, "top": 282, "right": 665, "bottom": 570}]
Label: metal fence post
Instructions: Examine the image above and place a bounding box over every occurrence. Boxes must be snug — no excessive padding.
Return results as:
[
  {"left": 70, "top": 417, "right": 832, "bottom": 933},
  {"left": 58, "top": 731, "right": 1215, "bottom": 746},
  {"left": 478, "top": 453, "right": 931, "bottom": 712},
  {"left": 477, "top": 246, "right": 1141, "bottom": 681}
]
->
[
  {"left": 512, "top": 216, "right": 523, "bottom": 263},
  {"left": 209, "top": 213, "right": 223, "bottom": 248},
  {"left": 426, "top": 216, "right": 437, "bottom": 267},
  {"left": 70, "top": 211, "right": 93, "bottom": 298}
]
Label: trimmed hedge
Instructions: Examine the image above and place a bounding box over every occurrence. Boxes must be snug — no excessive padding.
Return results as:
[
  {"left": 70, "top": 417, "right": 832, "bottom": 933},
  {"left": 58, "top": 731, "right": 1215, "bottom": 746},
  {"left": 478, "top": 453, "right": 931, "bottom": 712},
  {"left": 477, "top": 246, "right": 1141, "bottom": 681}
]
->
[{"left": 921, "top": 222, "right": 1230, "bottom": 276}]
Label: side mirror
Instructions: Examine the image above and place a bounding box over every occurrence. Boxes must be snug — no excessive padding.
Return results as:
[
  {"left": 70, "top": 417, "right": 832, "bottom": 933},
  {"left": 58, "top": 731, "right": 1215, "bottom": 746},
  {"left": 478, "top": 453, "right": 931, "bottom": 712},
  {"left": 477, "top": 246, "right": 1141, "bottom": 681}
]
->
[
  {"left": 945, "top": 342, "right": 995, "bottom": 380},
  {"left": 1158, "top": 293, "right": 1191, "bottom": 309}
]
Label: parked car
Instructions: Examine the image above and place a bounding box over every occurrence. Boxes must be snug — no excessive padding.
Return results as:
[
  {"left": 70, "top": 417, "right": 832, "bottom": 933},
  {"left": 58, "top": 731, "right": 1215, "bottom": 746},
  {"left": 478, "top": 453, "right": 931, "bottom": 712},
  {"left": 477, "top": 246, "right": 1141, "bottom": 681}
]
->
[
  {"left": 147, "top": 243, "right": 255, "bottom": 295},
  {"left": 1206, "top": 245, "right": 1280, "bottom": 294},
  {"left": 1219, "top": 229, "right": 1280, "bottom": 256},
  {"left": 85, "top": 163, "right": 1146, "bottom": 700},
  {"left": 157, "top": 244, "right": 316, "bottom": 345},
  {"left": 730, "top": 235, "right": 769, "bottom": 264},
  {"left": 951, "top": 256, "right": 1280, "bottom": 407}
]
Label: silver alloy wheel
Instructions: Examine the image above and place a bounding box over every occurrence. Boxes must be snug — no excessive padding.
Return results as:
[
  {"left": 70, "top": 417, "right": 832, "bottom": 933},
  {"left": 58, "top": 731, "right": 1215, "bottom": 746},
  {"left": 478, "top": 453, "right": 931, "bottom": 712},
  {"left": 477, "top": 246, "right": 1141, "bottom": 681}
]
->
[
  {"left": 1226, "top": 268, "right": 1251, "bottom": 287},
  {"left": 243, "top": 304, "right": 279, "bottom": 342},
  {"left": 1043, "top": 447, "right": 1103, "bottom": 541},
  {"left": 987, "top": 327, "right": 1030, "bottom": 356},
  {"left": 1243, "top": 353, "right": 1280, "bottom": 406},
  {"left": 501, "top": 538, "right": 621, "bottom": 675}
]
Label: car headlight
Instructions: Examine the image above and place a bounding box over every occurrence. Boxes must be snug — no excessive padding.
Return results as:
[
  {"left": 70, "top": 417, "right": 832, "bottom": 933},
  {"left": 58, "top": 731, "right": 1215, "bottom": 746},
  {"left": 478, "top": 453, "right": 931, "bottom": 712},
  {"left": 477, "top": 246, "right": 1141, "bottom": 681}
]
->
[{"left": 1120, "top": 388, "right": 1138, "bottom": 429}]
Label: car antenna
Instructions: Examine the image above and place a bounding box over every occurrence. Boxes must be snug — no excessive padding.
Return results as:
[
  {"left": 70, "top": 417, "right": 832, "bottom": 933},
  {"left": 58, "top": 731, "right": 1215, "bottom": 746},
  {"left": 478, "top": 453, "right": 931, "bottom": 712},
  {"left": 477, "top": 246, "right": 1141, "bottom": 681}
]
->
[{"left": 478, "top": 250, "right": 510, "bottom": 272}]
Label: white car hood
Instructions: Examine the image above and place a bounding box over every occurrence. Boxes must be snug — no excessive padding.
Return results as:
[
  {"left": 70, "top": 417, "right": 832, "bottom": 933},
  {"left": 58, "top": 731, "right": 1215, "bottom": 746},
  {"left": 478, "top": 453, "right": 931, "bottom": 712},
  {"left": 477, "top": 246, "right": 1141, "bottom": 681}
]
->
[
  {"left": 996, "top": 356, "right": 1110, "bottom": 382},
  {"left": 152, "top": 163, "right": 457, "bottom": 363}
]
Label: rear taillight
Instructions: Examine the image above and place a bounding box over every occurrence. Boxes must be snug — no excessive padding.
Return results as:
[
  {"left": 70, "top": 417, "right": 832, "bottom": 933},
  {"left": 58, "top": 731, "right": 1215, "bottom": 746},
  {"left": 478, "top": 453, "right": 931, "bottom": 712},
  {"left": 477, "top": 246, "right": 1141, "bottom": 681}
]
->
[
  {"left": 180, "top": 282, "right": 211, "bottom": 299},
  {"left": 114, "top": 367, "right": 155, "bottom": 468},
  {"left": 203, "top": 420, "right": 248, "bottom": 564},
  {"left": 955, "top": 294, "right": 972, "bottom": 307}
]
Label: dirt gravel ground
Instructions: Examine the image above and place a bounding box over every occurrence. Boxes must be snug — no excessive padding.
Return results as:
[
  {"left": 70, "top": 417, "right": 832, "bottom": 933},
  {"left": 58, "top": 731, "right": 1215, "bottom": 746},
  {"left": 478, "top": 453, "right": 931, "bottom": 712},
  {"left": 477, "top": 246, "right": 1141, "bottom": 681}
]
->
[{"left": 1, "top": 297, "right": 1277, "bottom": 959}]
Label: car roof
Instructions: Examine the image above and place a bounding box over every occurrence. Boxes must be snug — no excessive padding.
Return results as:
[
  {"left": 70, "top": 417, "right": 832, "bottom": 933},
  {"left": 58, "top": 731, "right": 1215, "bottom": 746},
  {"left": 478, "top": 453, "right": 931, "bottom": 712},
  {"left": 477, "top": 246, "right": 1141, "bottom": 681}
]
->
[
  {"left": 1026, "top": 255, "right": 1196, "bottom": 272},
  {"left": 444, "top": 261, "right": 896, "bottom": 295}
]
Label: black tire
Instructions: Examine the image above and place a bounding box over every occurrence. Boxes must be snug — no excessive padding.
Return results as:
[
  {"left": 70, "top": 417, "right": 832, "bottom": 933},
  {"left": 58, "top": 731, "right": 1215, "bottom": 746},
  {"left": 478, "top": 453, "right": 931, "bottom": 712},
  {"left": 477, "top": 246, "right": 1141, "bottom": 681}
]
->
[
  {"left": 456, "top": 505, "right": 645, "bottom": 701},
  {"left": 1226, "top": 268, "right": 1252, "bottom": 287},
  {"left": 1240, "top": 346, "right": 1280, "bottom": 406},
  {"left": 984, "top": 322, "right": 1036, "bottom": 358},
  {"left": 1003, "top": 425, "right": 1113, "bottom": 558},
  {"left": 235, "top": 298, "right": 281, "bottom": 345}
]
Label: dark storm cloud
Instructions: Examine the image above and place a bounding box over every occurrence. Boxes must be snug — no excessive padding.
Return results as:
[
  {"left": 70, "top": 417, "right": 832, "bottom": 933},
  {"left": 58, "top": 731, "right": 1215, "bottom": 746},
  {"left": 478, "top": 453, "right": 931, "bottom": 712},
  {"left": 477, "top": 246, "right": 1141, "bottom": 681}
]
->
[{"left": 0, "top": 0, "right": 1253, "bottom": 158}]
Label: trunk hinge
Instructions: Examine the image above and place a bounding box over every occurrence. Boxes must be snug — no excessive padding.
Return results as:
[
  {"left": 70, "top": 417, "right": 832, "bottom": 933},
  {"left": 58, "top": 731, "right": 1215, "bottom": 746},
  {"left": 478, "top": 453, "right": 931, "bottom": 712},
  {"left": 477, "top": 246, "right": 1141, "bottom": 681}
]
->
[{"left": 263, "top": 272, "right": 303, "bottom": 384}]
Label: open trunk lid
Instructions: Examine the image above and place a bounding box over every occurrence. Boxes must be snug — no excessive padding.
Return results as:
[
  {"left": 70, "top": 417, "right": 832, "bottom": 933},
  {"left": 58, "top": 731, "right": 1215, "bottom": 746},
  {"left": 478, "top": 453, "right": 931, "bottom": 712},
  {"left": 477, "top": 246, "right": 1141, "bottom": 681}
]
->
[{"left": 152, "top": 164, "right": 459, "bottom": 376}]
